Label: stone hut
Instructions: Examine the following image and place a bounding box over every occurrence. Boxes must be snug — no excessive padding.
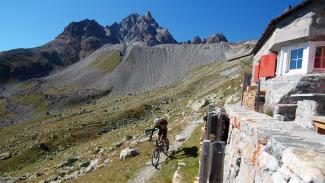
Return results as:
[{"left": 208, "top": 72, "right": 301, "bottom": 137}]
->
[{"left": 243, "top": 0, "right": 325, "bottom": 130}]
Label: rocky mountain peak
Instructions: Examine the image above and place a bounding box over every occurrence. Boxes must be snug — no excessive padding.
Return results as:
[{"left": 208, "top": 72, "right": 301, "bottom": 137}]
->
[
  {"left": 188, "top": 33, "right": 228, "bottom": 44},
  {"left": 57, "top": 19, "right": 107, "bottom": 40},
  {"left": 207, "top": 33, "right": 228, "bottom": 43},
  {"left": 110, "top": 12, "right": 176, "bottom": 45},
  {"left": 145, "top": 11, "right": 153, "bottom": 20},
  {"left": 144, "top": 11, "right": 157, "bottom": 27},
  {"left": 192, "top": 36, "right": 203, "bottom": 44}
]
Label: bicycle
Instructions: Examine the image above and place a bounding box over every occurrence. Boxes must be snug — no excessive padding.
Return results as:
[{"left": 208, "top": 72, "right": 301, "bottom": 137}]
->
[{"left": 150, "top": 139, "right": 173, "bottom": 168}]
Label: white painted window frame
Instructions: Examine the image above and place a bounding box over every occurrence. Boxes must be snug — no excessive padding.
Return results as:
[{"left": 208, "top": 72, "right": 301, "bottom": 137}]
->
[
  {"left": 308, "top": 41, "right": 325, "bottom": 73},
  {"left": 278, "top": 42, "right": 309, "bottom": 76}
]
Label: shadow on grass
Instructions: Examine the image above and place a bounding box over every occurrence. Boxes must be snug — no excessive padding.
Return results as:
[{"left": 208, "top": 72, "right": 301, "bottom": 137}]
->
[
  {"left": 153, "top": 146, "right": 199, "bottom": 170},
  {"left": 175, "top": 146, "right": 199, "bottom": 158}
]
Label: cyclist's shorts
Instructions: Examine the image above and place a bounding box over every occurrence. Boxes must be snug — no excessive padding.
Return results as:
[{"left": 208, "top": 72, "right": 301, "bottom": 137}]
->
[{"left": 158, "top": 128, "right": 167, "bottom": 138}]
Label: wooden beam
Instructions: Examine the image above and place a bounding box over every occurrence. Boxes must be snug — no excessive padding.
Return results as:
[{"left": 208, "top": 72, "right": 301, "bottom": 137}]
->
[
  {"left": 205, "top": 112, "right": 212, "bottom": 140},
  {"left": 199, "top": 140, "right": 211, "bottom": 183},
  {"left": 209, "top": 141, "right": 225, "bottom": 183}
]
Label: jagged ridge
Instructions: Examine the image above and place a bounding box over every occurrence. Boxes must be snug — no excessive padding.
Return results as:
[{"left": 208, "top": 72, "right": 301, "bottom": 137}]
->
[{"left": 0, "top": 12, "right": 177, "bottom": 83}]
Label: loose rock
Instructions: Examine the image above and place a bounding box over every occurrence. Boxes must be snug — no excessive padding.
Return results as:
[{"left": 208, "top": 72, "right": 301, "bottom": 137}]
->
[
  {"left": 172, "top": 169, "right": 182, "bottom": 183},
  {"left": 57, "top": 157, "right": 79, "bottom": 168},
  {"left": 0, "top": 152, "right": 11, "bottom": 160},
  {"left": 175, "top": 135, "right": 186, "bottom": 142},
  {"left": 119, "top": 148, "right": 140, "bottom": 160}
]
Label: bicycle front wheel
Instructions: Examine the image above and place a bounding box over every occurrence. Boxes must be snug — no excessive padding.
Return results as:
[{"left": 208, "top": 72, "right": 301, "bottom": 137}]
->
[{"left": 151, "top": 148, "right": 160, "bottom": 167}]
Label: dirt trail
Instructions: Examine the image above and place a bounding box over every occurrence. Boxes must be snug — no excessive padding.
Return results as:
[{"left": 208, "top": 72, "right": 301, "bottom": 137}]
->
[{"left": 128, "top": 118, "right": 202, "bottom": 183}]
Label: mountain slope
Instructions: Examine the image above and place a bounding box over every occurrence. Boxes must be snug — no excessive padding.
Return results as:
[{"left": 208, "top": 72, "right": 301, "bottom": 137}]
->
[
  {"left": 0, "top": 40, "right": 254, "bottom": 126},
  {"left": 48, "top": 41, "right": 254, "bottom": 93}
]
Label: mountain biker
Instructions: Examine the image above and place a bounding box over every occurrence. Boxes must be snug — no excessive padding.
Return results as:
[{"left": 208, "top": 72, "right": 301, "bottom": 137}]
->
[{"left": 149, "top": 116, "right": 169, "bottom": 151}]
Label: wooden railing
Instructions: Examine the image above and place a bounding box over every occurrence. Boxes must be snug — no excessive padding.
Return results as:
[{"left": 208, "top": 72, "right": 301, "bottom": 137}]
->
[{"left": 198, "top": 112, "right": 226, "bottom": 183}]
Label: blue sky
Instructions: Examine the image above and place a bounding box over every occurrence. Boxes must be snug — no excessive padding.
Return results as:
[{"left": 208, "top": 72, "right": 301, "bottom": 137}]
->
[{"left": 1, "top": 0, "right": 302, "bottom": 51}]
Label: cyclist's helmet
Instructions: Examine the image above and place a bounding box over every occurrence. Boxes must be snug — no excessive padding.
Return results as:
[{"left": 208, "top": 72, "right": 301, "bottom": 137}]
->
[{"left": 154, "top": 117, "right": 160, "bottom": 125}]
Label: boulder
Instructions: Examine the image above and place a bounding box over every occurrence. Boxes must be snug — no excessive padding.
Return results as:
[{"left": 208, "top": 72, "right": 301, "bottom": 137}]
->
[
  {"left": 0, "top": 152, "right": 11, "bottom": 160},
  {"left": 189, "top": 98, "right": 209, "bottom": 112},
  {"left": 295, "top": 100, "right": 319, "bottom": 130},
  {"left": 89, "top": 158, "right": 99, "bottom": 167},
  {"left": 175, "top": 135, "right": 186, "bottom": 142},
  {"left": 103, "top": 159, "right": 110, "bottom": 167},
  {"left": 57, "top": 157, "right": 80, "bottom": 168},
  {"left": 84, "top": 159, "right": 99, "bottom": 173},
  {"left": 119, "top": 148, "right": 140, "bottom": 160}
]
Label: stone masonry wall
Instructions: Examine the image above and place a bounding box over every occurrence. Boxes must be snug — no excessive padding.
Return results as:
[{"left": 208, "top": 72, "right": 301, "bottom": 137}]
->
[
  {"left": 262, "top": 74, "right": 325, "bottom": 114},
  {"left": 224, "top": 104, "right": 325, "bottom": 183}
]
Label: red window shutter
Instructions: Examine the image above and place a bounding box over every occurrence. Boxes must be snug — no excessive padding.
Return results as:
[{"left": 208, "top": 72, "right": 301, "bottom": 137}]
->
[
  {"left": 254, "top": 64, "right": 260, "bottom": 82},
  {"left": 259, "top": 53, "right": 277, "bottom": 77}
]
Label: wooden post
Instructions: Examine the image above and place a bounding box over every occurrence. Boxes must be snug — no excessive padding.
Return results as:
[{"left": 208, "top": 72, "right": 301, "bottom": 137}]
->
[
  {"left": 209, "top": 141, "right": 225, "bottom": 183},
  {"left": 255, "top": 79, "right": 260, "bottom": 111},
  {"left": 205, "top": 112, "right": 212, "bottom": 140},
  {"left": 199, "top": 140, "right": 211, "bottom": 183},
  {"left": 241, "top": 73, "right": 252, "bottom": 107},
  {"left": 241, "top": 74, "right": 246, "bottom": 107},
  {"left": 216, "top": 113, "right": 223, "bottom": 141}
]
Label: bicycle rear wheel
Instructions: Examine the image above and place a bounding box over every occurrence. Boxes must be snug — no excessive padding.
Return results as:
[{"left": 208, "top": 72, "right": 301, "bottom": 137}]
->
[{"left": 151, "top": 148, "right": 160, "bottom": 167}]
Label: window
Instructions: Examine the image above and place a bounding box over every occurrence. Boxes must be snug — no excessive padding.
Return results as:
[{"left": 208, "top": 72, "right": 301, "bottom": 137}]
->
[
  {"left": 315, "top": 46, "right": 325, "bottom": 69},
  {"left": 289, "top": 48, "right": 303, "bottom": 70}
]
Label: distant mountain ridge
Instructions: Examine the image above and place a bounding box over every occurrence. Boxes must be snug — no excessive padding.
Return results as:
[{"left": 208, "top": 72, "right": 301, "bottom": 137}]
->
[
  {"left": 188, "top": 33, "right": 228, "bottom": 44},
  {"left": 0, "top": 11, "right": 227, "bottom": 83}
]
